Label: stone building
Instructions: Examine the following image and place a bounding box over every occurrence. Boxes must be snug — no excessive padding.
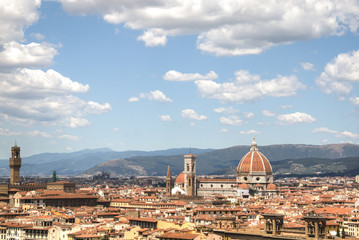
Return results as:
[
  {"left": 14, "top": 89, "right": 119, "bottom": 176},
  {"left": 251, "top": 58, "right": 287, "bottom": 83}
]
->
[{"left": 170, "top": 138, "right": 278, "bottom": 197}]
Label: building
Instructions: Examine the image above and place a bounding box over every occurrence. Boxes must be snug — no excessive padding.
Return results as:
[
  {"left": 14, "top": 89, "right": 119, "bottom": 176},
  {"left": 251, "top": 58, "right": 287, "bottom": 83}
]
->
[
  {"left": 47, "top": 181, "right": 76, "bottom": 193},
  {"left": 9, "top": 142, "right": 21, "bottom": 185},
  {"left": 171, "top": 138, "right": 278, "bottom": 197}
]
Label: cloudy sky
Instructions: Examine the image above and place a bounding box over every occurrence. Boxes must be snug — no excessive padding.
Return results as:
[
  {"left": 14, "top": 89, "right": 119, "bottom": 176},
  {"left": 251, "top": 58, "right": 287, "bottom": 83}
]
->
[{"left": 0, "top": 0, "right": 359, "bottom": 158}]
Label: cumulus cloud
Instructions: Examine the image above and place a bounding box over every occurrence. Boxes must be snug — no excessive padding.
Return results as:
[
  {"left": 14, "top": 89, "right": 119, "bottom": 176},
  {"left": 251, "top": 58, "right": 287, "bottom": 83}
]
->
[
  {"left": 0, "top": 69, "right": 111, "bottom": 127},
  {"left": 59, "top": 0, "right": 359, "bottom": 56},
  {"left": 139, "top": 90, "right": 172, "bottom": 102},
  {"left": 181, "top": 109, "right": 207, "bottom": 120},
  {"left": 262, "top": 110, "right": 276, "bottom": 117},
  {"left": 243, "top": 112, "right": 254, "bottom": 119},
  {"left": 143, "top": 90, "right": 173, "bottom": 102},
  {"left": 316, "top": 50, "right": 359, "bottom": 96},
  {"left": 128, "top": 97, "right": 139, "bottom": 102},
  {"left": 0, "top": 128, "right": 51, "bottom": 138},
  {"left": 240, "top": 130, "right": 260, "bottom": 135},
  {"left": 159, "top": 114, "right": 172, "bottom": 122},
  {"left": 213, "top": 107, "right": 239, "bottom": 114},
  {"left": 300, "top": 62, "right": 315, "bottom": 71},
  {"left": 0, "top": 42, "right": 58, "bottom": 70},
  {"left": 164, "top": 70, "right": 218, "bottom": 81},
  {"left": 58, "top": 134, "right": 80, "bottom": 140},
  {"left": 350, "top": 96, "right": 359, "bottom": 105},
  {"left": 196, "top": 70, "right": 305, "bottom": 103},
  {"left": 0, "top": 0, "right": 41, "bottom": 43},
  {"left": 312, "top": 127, "right": 359, "bottom": 138},
  {"left": 0, "top": 1, "right": 111, "bottom": 128},
  {"left": 137, "top": 29, "right": 167, "bottom": 47},
  {"left": 277, "top": 112, "right": 316, "bottom": 125},
  {"left": 220, "top": 115, "right": 243, "bottom": 126}
]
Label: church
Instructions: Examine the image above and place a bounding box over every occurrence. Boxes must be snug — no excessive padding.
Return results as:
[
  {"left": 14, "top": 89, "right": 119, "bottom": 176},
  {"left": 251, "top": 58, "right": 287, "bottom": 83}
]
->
[{"left": 166, "top": 138, "right": 278, "bottom": 197}]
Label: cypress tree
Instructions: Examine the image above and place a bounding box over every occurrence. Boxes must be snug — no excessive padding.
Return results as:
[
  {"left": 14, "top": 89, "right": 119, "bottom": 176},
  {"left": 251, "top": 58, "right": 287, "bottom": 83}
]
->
[{"left": 52, "top": 170, "right": 57, "bottom": 182}]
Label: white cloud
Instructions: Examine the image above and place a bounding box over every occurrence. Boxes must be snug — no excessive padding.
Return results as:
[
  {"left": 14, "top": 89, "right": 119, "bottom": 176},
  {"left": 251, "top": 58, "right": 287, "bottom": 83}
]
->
[
  {"left": 0, "top": 128, "right": 51, "bottom": 138},
  {"left": 0, "top": 0, "right": 41, "bottom": 43},
  {"left": 350, "top": 96, "right": 359, "bottom": 105},
  {"left": 68, "top": 117, "right": 90, "bottom": 128},
  {"left": 316, "top": 50, "right": 359, "bottom": 96},
  {"left": 240, "top": 130, "right": 260, "bottom": 135},
  {"left": 0, "top": 42, "right": 58, "bottom": 70},
  {"left": 137, "top": 29, "right": 167, "bottom": 47},
  {"left": 113, "top": 128, "right": 120, "bottom": 132},
  {"left": 58, "top": 134, "right": 80, "bottom": 141},
  {"left": 213, "top": 107, "right": 239, "bottom": 114},
  {"left": 195, "top": 70, "right": 305, "bottom": 103},
  {"left": 312, "top": 127, "right": 359, "bottom": 138},
  {"left": 31, "top": 33, "right": 45, "bottom": 41},
  {"left": 59, "top": 0, "right": 359, "bottom": 56},
  {"left": 164, "top": 70, "right": 218, "bottom": 81},
  {"left": 128, "top": 97, "right": 139, "bottom": 102},
  {"left": 262, "top": 110, "right": 276, "bottom": 117},
  {"left": 27, "top": 130, "right": 51, "bottom": 138},
  {"left": 243, "top": 112, "right": 254, "bottom": 119},
  {"left": 139, "top": 90, "right": 172, "bottom": 102},
  {"left": 0, "top": 69, "right": 111, "bottom": 127},
  {"left": 181, "top": 109, "right": 207, "bottom": 120},
  {"left": 300, "top": 62, "right": 315, "bottom": 71},
  {"left": 220, "top": 115, "right": 243, "bottom": 126},
  {"left": 159, "top": 114, "right": 172, "bottom": 122},
  {"left": 219, "top": 128, "right": 228, "bottom": 133},
  {"left": 277, "top": 112, "right": 316, "bottom": 125},
  {"left": 281, "top": 105, "right": 293, "bottom": 109}
]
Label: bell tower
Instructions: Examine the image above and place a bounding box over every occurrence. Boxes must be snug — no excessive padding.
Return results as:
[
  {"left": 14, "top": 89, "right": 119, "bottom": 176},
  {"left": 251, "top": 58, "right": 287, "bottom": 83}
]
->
[
  {"left": 9, "top": 142, "right": 21, "bottom": 185},
  {"left": 184, "top": 154, "right": 196, "bottom": 196},
  {"left": 166, "top": 165, "right": 172, "bottom": 197}
]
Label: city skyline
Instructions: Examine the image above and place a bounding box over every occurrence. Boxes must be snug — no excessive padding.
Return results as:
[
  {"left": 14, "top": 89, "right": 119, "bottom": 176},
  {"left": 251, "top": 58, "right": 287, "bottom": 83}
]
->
[{"left": 0, "top": 0, "right": 359, "bottom": 158}]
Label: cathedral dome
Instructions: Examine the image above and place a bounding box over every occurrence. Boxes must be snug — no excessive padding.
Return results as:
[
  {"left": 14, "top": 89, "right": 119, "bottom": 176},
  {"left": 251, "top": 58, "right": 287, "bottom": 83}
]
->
[
  {"left": 175, "top": 172, "right": 185, "bottom": 185},
  {"left": 237, "top": 138, "right": 272, "bottom": 174}
]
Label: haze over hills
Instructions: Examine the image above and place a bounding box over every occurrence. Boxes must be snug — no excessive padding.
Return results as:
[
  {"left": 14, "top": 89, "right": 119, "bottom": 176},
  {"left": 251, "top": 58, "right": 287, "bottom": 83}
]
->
[
  {"left": 0, "top": 143, "right": 358, "bottom": 177},
  {"left": 83, "top": 143, "right": 359, "bottom": 177},
  {"left": 0, "top": 148, "right": 213, "bottom": 177}
]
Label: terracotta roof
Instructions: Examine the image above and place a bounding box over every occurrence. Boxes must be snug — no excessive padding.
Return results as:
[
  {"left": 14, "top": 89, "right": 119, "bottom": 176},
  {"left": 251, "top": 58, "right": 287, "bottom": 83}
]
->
[
  {"left": 238, "top": 183, "right": 250, "bottom": 190},
  {"left": 175, "top": 172, "right": 185, "bottom": 185},
  {"left": 267, "top": 183, "right": 278, "bottom": 191},
  {"left": 237, "top": 139, "right": 272, "bottom": 174},
  {"left": 159, "top": 233, "right": 199, "bottom": 240}
]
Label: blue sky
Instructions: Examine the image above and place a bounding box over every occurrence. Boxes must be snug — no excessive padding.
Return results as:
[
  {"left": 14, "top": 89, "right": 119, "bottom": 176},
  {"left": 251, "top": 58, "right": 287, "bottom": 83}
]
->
[{"left": 0, "top": 0, "right": 359, "bottom": 158}]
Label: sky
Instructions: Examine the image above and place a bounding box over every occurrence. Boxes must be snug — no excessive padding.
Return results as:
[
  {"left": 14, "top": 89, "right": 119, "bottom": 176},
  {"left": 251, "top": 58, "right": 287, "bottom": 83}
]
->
[{"left": 0, "top": 0, "right": 359, "bottom": 158}]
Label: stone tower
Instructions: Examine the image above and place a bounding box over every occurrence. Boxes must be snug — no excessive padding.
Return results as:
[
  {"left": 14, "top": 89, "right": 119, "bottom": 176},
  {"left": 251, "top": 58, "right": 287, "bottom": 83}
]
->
[
  {"left": 184, "top": 154, "right": 196, "bottom": 196},
  {"left": 166, "top": 165, "right": 172, "bottom": 197},
  {"left": 9, "top": 142, "right": 21, "bottom": 185}
]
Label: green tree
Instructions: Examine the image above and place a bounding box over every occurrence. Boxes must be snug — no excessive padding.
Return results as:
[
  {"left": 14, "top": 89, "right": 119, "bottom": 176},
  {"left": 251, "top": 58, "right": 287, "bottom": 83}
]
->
[
  {"left": 52, "top": 170, "right": 57, "bottom": 182},
  {"left": 337, "top": 227, "right": 340, "bottom": 237},
  {"left": 342, "top": 227, "right": 345, "bottom": 238}
]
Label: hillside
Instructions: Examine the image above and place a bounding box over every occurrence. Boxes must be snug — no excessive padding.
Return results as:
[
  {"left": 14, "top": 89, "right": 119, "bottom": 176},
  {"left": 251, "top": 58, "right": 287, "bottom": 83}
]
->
[
  {"left": 211, "top": 157, "right": 359, "bottom": 177},
  {"left": 0, "top": 148, "right": 213, "bottom": 177},
  {"left": 83, "top": 143, "right": 359, "bottom": 177}
]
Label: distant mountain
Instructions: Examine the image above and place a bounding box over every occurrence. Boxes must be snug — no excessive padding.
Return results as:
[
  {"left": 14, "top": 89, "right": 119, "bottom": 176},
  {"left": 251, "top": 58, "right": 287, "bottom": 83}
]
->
[
  {"left": 0, "top": 148, "right": 213, "bottom": 177},
  {"left": 211, "top": 157, "right": 359, "bottom": 177},
  {"left": 82, "top": 143, "right": 359, "bottom": 177}
]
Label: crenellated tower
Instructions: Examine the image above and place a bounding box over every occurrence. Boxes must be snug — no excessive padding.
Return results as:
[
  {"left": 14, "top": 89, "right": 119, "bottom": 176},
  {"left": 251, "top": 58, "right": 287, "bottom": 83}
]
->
[
  {"left": 166, "top": 165, "right": 172, "bottom": 196},
  {"left": 9, "top": 142, "right": 21, "bottom": 185},
  {"left": 184, "top": 154, "right": 196, "bottom": 196}
]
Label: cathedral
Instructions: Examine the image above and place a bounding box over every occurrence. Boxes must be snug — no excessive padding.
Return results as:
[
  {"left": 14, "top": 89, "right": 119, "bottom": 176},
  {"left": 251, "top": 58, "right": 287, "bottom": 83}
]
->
[{"left": 166, "top": 138, "right": 278, "bottom": 197}]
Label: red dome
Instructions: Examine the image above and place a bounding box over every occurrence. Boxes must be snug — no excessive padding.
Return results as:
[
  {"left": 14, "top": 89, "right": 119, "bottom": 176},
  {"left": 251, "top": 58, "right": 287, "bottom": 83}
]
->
[
  {"left": 238, "top": 183, "right": 250, "bottom": 190},
  {"left": 267, "top": 183, "right": 278, "bottom": 191},
  {"left": 237, "top": 139, "right": 272, "bottom": 174},
  {"left": 175, "top": 172, "right": 185, "bottom": 185}
]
